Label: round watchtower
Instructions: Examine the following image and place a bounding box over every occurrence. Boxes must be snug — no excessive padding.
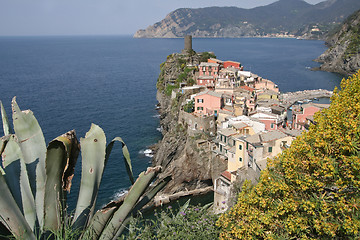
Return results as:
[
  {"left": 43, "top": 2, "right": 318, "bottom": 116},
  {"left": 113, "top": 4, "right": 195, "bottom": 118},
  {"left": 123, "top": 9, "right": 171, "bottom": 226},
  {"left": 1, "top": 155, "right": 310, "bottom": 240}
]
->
[{"left": 184, "top": 35, "right": 193, "bottom": 51}]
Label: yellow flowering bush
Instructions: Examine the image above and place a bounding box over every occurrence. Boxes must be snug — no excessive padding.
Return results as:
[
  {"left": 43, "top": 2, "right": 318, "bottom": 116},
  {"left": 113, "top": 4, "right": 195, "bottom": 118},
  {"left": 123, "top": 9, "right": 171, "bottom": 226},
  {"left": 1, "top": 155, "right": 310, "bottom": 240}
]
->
[{"left": 217, "top": 71, "right": 360, "bottom": 239}]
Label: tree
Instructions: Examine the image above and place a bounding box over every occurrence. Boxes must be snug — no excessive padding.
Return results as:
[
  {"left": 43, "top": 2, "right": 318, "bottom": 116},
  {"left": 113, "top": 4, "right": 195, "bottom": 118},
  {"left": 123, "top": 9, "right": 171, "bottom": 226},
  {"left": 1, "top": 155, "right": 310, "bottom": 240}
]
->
[{"left": 217, "top": 71, "right": 360, "bottom": 239}]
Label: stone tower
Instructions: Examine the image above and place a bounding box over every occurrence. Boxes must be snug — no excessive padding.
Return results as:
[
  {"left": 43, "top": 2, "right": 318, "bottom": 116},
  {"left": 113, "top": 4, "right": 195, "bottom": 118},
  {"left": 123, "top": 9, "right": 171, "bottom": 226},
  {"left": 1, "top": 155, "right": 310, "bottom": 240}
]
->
[{"left": 184, "top": 35, "right": 193, "bottom": 52}]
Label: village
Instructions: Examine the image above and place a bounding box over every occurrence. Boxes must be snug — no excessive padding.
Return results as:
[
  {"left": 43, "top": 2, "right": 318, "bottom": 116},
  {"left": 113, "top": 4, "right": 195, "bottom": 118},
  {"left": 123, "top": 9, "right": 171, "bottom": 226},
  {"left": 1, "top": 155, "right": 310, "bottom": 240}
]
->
[{"left": 160, "top": 38, "right": 334, "bottom": 213}]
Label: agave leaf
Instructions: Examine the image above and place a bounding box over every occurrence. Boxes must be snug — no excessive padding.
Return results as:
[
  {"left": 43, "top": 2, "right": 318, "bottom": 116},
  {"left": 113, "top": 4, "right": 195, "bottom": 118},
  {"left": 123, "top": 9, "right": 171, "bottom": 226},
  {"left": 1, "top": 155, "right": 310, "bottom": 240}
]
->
[
  {"left": 2, "top": 135, "right": 36, "bottom": 231},
  {"left": 0, "top": 101, "right": 11, "bottom": 136},
  {"left": 0, "top": 171, "right": 36, "bottom": 240},
  {"left": 80, "top": 203, "right": 119, "bottom": 240},
  {"left": 0, "top": 135, "right": 10, "bottom": 175},
  {"left": 176, "top": 199, "right": 190, "bottom": 219},
  {"left": 131, "top": 175, "right": 172, "bottom": 214},
  {"left": 98, "top": 166, "right": 162, "bottom": 240},
  {"left": 113, "top": 175, "right": 172, "bottom": 238},
  {"left": 11, "top": 97, "right": 47, "bottom": 229},
  {"left": 106, "top": 137, "right": 134, "bottom": 184},
  {"left": 84, "top": 175, "right": 171, "bottom": 240},
  {"left": 72, "top": 124, "right": 106, "bottom": 230},
  {"left": 43, "top": 130, "right": 79, "bottom": 233}
]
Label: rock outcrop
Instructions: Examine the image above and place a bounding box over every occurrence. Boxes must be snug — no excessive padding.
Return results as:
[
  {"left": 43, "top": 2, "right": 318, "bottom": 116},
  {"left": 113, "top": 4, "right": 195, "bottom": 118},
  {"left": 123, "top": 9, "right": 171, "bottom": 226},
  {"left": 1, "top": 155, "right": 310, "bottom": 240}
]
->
[
  {"left": 152, "top": 51, "right": 226, "bottom": 194},
  {"left": 315, "top": 10, "right": 360, "bottom": 76}
]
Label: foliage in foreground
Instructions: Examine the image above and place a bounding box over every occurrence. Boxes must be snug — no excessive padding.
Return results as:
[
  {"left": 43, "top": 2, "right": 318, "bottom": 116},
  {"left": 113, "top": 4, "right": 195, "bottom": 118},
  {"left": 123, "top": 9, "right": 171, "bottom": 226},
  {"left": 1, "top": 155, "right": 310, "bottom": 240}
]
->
[
  {"left": 217, "top": 71, "right": 360, "bottom": 239},
  {"left": 0, "top": 98, "right": 169, "bottom": 240},
  {"left": 122, "top": 200, "right": 220, "bottom": 240}
]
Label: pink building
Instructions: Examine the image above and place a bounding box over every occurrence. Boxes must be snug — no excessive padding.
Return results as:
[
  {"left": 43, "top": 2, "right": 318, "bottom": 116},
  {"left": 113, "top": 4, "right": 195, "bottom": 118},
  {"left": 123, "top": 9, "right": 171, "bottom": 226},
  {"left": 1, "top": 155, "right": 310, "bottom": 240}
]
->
[
  {"left": 194, "top": 90, "right": 223, "bottom": 115},
  {"left": 254, "top": 78, "right": 279, "bottom": 93},
  {"left": 223, "top": 61, "right": 241, "bottom": 69},
  {"left": 199, "top": 62, "right": 219, "bottom": 78},
  {"left": 250, "top": 111, "right": 284, "bottom": 130},
  {"left": 197, "top": 76, "right": 216, "bottom": 89},
  {"left": 292, "top": 103, "right": 330, "bottom": 130}
]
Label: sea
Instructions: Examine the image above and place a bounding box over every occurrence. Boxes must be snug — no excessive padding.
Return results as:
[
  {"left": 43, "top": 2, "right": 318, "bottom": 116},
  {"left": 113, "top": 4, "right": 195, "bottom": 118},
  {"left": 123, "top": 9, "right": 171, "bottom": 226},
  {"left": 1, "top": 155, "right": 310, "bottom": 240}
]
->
[{"left": 0, "top": 35, "right": 343, "bottom": 209}]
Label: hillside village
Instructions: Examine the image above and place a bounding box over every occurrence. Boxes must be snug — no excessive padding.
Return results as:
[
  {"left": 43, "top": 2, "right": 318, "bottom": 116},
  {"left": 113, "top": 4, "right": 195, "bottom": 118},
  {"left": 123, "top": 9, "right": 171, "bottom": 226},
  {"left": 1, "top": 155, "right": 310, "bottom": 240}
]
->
[{"left": 155, "top": 37, "right": 332, "bottom": 212}]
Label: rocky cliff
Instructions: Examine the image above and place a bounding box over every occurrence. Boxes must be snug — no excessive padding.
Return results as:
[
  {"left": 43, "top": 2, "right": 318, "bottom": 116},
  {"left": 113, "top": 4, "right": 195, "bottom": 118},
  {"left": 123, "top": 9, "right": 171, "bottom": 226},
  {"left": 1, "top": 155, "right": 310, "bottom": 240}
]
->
[
  {"left": 315, "top": 10, "right": 360, "bottom": 75},
  {"left": 152, "top": 51, "right": 226, "bottom": 194},
  {"left": 134, "top": 0, "right": 360, "bottom": 39}
]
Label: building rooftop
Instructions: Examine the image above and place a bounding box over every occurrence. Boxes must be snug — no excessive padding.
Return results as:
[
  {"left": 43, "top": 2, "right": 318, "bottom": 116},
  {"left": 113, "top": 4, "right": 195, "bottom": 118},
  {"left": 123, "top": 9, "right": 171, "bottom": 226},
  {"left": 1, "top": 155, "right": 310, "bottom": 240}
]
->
[
  {"left": 197, "top": 75, "right": 215, "bottom": 80},
  {"left": 199, "top": 62, "right": 219, "bottom": 67},
  {"left": 232, "top": 122, "right": 248, "bottom": 130},
  {"left": 208, "top": 58, "right": 224, "bottom": 63},
  {"left": 283, "top": 129, "right": 303, "bottom": 137},
  {"left": 195, "top": 90, "right": 222, "bottom": 98},
  {"left": 218, "top": 128, "right": 238, "bottom": 137},
  {"left": 246, "top": 130, "right": 289, "bottom": 144},
  {"left": 240, "top": 85, "right": 255, "bottom": 92},
  {"left": 302, "top": 102, "right": 330, "bottom": 109}
]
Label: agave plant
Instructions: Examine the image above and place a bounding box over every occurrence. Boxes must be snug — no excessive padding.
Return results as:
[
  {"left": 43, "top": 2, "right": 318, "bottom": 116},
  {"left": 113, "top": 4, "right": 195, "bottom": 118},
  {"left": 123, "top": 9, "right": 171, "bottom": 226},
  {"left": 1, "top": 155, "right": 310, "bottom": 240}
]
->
[{"left": 0, "top": 97, "right": 170, "bottom": 240}]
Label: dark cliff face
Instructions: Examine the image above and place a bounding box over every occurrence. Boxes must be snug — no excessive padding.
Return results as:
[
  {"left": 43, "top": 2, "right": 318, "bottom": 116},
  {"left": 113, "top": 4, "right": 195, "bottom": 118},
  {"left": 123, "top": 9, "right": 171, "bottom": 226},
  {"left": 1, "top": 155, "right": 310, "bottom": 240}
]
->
[
  {"left": 315, "top": 10, "right": 360, "bottom": 76},
  {"left": 152, "top": 52, "right": 226, "bottom": 194},
  {"left": 134, "top": 0, "right": 360, "bottom": 39}
]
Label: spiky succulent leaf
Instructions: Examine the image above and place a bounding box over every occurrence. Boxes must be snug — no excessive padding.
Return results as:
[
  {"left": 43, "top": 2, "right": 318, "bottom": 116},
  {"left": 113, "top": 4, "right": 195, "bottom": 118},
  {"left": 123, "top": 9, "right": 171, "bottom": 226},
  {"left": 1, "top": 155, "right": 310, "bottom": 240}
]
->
[
  {"left": 44, "top": 130, "right": 79, "bottom": 233},
  {"left": 114, "top": 175, "right": 172, "bottom": 238},
  {"left": 2, "top": 135, "right": 37, "bottom": 231},
  {"left": 1, "top": 101, "right": 11, "bottom": 136},
  {"left": 11, "top": 97, "right": 47, "bottom": 229},
  {"left": 0, "top": 171, "right": 36, "bottom": 240},
  {"left": 106, "top": 137, "right": 134, "bottom": 184},
  {"left": 72, "top": 124, "right": 106, "bottom": 230},
  {"left": 98, "top": 167, "right": 162, "bottom": 240}
]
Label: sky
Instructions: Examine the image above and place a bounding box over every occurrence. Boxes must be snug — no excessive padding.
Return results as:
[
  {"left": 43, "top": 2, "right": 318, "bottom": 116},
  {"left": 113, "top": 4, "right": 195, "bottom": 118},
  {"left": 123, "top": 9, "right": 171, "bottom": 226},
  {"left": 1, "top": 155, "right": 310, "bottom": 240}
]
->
[{"left": 0, "top": 0, "right": 326, "bottom": 36}]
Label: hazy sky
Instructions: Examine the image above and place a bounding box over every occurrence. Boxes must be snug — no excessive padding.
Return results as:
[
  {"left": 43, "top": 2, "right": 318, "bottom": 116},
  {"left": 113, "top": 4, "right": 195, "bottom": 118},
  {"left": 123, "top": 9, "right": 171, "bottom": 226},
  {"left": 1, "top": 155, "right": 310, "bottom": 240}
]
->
[{"left": 0, "top": 0, "right": 326, "bottom": 36}]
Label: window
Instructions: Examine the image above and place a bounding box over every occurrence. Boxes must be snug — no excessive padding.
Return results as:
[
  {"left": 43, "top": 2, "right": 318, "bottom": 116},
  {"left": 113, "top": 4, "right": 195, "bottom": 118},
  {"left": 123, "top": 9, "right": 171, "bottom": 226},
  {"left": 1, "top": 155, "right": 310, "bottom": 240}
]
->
[
  {"left": 239, "top": 144, "right": 242, "bottom": 150},
  {"left": 269, "top": 147, "right": 273, "bottom": 153},
  {"left": 197, "top": 99, "right": 203, "bottom": 103},
  {"left": 220, "top": 145, "right": 223, "bottom": 152},
  {"left": 239, "top": 157, "right": 242, "bottom": 162},
  {"left": 197, "top": 107, "right": 203, "bottom": 111},
  {"left": 270, "top": 123, "right": 274, "bottom": 129},
  {"left": 200, "top": 80, "right": 203, "bottom": 84}
]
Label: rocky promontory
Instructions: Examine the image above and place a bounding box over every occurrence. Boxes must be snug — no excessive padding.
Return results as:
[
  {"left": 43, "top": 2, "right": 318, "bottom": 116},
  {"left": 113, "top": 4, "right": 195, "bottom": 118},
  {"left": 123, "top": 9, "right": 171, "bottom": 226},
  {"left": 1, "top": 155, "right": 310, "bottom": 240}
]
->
[
  {"left": 152, "top": 51, "right": 226, "bottom": 194},
  {"left": 315, "top": 9, "right": 360, "bottom": 76}
]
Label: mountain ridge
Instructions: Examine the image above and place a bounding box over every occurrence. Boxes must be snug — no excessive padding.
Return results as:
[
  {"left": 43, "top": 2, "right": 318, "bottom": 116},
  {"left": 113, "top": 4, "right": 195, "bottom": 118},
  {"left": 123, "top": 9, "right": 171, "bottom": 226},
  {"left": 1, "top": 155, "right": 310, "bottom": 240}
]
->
[{"left": 134, "top": 0, "right": 360, "bottom": 39}]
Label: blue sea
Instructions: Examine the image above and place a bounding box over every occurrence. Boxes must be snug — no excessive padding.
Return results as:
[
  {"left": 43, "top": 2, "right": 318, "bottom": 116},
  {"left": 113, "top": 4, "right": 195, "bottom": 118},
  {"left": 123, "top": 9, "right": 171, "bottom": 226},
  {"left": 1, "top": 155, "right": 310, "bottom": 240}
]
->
[{"left": 0, "top": 36, "right": 343, "bottom": 209}]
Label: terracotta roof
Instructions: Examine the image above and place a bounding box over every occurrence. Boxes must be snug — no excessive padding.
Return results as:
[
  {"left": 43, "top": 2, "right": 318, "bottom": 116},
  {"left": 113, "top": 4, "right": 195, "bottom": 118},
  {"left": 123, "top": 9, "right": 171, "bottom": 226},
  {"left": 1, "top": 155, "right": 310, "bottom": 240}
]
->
[
  {"left": 221, "top": 171, "right": 231, "bottom": 181},
  {"left": 240, "top": 85, "right": 255, "bottom": 92}
]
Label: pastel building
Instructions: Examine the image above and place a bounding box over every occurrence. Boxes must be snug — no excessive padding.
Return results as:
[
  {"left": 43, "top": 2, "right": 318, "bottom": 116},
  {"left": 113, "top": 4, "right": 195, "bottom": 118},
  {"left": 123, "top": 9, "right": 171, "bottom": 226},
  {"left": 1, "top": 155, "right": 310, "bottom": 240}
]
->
[
  {"left": 223, "top": 60, "right": 241, "bottom": 69},
  {"left": 197, "top": 76, "right": 216, "bottom": 88},
  {"left": 254, "top": 78, "right": 279, "bottom": 93},
  {"left": 292, "top": 103, "right": 330, "bottom": 130},
  {"left": 250, "top": 111, "right": 285, "bottom": 130},
  {"left": 194, "top": 90, "right": 223, "bottom": 115},
  {"left": 198, "top": 62, "right": 219, "bottom": 78}
]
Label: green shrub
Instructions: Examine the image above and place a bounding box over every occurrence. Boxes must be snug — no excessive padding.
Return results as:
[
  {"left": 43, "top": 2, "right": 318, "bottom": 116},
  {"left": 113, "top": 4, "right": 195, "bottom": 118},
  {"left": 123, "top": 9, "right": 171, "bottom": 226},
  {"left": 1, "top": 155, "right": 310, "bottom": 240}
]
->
[
  {"left": 122, "top": 201, "right": 220, "bottom": 240},
  {"left": 165, "top": 84, "right": 179, "bottom": 96}
]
